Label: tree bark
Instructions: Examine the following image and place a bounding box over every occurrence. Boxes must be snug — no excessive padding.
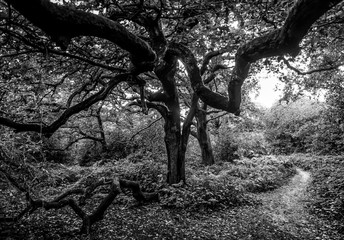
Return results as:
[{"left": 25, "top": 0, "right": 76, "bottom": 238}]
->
[
  {"left": 163, "top": 112, "right": 185, "bottom": 184},
  {"left": 153, "top": 51, "right": 186, "bottom": 184},
  {"left": 196, "top": 104, "right": 215, "bottom": 165},
  {"left": 96, "top": 105, "right": 108, "bottom": 152},
  {"left": 4, "top": 0, "right": 156, "bottom": 66}
]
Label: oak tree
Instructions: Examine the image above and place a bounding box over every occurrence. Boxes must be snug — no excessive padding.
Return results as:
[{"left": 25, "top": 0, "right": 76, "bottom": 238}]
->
[{"left": 0, "top": 0, "right": 342, "bottom": 184}]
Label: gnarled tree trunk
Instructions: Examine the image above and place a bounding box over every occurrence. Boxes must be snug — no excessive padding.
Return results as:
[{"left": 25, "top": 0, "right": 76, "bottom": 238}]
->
[
  {"left": 164, "top": 113, "right": 185, "bottom": 184},
  {"left": 196, "top": 103, "right": 215, "bottom": 165}
]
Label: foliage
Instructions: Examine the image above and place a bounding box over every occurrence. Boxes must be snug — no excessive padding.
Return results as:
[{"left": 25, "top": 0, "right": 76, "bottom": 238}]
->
[
  {"left": 0, "top": 129, "right": 43, "bottom": 163},
  {"left": 215, "top": 112, "right": 269, "bottom": 161},
  {"left": 76, "top": 117, "right": 166, "bottom": 166},
  {"left": 214, "top": 134, "right": 239, "bottom": 162},
  {"left": 6, "top": 152, "right": 337, "bottom": 239},
  {"left": 264, "top": 98, "right": 327, "bottom": 154},
  {"left": 125, "top": 118, "right": 166, "bottom": 161},
  {"left": 159, "top": 155, "right": 295, "bottom": 210},
  {"left": 0, "top": 128, "right": 70, "bottom": 166},
  {"left": 77, "top": 140, "right": 104, "bottom": 166},
  {"left": 318, "top": 83, "right": 344, "bottom": 154},
  {"left": 264, "top": 96, "right": 344, "bottom": 155}
]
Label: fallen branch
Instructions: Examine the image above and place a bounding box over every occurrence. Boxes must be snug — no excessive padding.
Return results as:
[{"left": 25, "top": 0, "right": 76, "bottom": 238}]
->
[{"left": 0, "top": 172, "right": 159, "bottom": 235}]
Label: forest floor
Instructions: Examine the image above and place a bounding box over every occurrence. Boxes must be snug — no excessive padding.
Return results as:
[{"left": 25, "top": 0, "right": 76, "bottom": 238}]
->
[
  {"left": 1, "top": 156, "right": 343, "bottom": 240},
  {"left": 83, "top": 166, "right": 342, "bottom": 239},
  {"left": 101, "top": 167, "right": 340, "bottom": 240},
  {"left": 221, "top": 167, "right": 341, "bottom": 240}
]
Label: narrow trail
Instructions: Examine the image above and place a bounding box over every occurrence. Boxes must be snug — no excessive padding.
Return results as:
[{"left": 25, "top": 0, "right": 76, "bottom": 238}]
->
[
  {"left": 253, "top": 167, "right": 340, "bottom": 240},
  {"left": 187, "top": 167, "right": 342, "bottom": 240},
  {"left": 257, "top": 168, "right": 314, "bottom": 238}
]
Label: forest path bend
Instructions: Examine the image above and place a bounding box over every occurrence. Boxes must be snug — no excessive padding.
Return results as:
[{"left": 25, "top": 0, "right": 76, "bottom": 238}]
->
[
  {"left": 187, "top": 167, "right": 341, "bottom": 240},
  {"left": 256, "top": 168, "right": 315, "bottom": 238}
]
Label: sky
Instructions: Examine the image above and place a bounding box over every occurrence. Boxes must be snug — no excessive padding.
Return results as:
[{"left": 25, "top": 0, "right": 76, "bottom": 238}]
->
[{"left": 250, "top": 70, "right": 285, "bottom": 108}]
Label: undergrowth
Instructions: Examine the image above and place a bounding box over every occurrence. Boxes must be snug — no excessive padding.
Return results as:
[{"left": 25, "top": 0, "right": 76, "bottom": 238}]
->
[
  {"left": 1, "top": 154, "right": 296, "bottom": 216},
  {"left": 1, "top": 154, "right": 299, "bottom": 239},
  {"left": 286, "top": 154, "right": 344, "bottom": 233}
]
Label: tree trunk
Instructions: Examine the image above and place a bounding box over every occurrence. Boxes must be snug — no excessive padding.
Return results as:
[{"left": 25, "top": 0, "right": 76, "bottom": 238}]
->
[
  {"left": 154, "top": 53, "right": 187, "bottom": 184},
  {"left": 164, "top": 110, "right": 185, "bottom": 184},
  {"left": 96, "top": 106, "right": 107, "bottom": 152},
  {"left": 196, "top": 104, "right": 215, "bottom": 165}
]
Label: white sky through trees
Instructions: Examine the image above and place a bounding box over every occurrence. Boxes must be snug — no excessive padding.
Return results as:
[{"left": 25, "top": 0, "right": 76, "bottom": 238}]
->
[{"left": 250, "top": 70, "right": 284, "bottom": 108}]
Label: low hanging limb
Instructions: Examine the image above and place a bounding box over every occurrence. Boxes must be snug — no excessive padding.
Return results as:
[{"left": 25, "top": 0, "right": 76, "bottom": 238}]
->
[{"left": 0, "top": 171, "right": 159, "bottom": 234}]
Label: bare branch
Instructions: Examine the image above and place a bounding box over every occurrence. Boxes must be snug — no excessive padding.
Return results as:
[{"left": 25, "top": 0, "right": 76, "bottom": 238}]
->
[
  {"left": 130, "top": 101, "right": 168, "bottom": 118},
  {"left": 200, "top": 46, "right": 234, "bottom": 75},
  {"left": 206, "top": 112, "right": 230, "bottom": 124},
  {"left": 0, "top": 74, "right": 129, "bottom": 136},
  {"left": 130, "top": 117, "right": 162, "bottom": 140},
  {"left": 282, "top": 57, "right": 342, "bottom": 75},
  {"left": 227, "top": 0, "right": 342, "bottom": 113}
]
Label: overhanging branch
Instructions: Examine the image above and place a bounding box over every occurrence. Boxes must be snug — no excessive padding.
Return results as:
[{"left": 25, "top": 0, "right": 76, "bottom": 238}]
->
[
  {"left": 282, "top": 57, "right": 342, "bottom": 75},
  {"left": 0, "top": 74, "right": 129, "bottom": 136},
  {"left": 227, "top": 0, "right": 342, "bottom": 112},
  {"left": 4, "top": 0, "right": 156, "bottom": 68}
]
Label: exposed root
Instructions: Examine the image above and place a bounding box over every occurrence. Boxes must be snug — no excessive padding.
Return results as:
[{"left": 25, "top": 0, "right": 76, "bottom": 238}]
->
[{"left": 0, "top": 169, "right": 159, "bottom": 235}]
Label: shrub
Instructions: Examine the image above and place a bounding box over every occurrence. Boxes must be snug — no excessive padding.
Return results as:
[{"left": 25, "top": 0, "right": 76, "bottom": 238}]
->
[
  {"left": 215, "top": 127, "right": 269, "bottom": 161},
  {"left": 159, "top": 173, "right": 250, "bottom": 210},
  {"left": 262, "top": 98, "right": 344, "bottom": 155},
  {"left": 214, "top": 136, "right": 239, "bottom": 162},
  {"left": 77, "top": 119, "right": 166, "bottom": 165},
  {"left": 42, "top": 137, "right": 70, "bottom": 163},
  {"left": 158, "top": 155, "right": 296, "bottom": 211}
]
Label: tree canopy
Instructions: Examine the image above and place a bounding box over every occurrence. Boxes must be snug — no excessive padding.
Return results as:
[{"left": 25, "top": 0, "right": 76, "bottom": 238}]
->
[
  {"left": 1, "top": 0, "right": 342, "bottom": 132},
  {"left": 1, "top": 0, "right": 343, "bottom": 183}
]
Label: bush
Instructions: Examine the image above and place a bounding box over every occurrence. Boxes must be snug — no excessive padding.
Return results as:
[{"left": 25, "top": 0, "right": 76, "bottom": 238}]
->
[
  {"left": 225, "top": 156, "right": 295, "bottom": 192},
  {"left": 214, "top": 136, "right": 239, "bottom": 162},
  {"left": 159, "top": 177, "right": 249, "bottom": 211},
  {"left": 128, "top": 120, "right": 166, "bottom": 160},
  {"left": 78, "top": 140, "right": 104, "bottom": 166},
  {"left": 77, "top": 119, "right": 166, "bottom": 166},
  {"left": 105, "top": 130, "right": 136, "bottom": 159},
  {"left": 114, "top": 159, "right": 165, "bottom": 192},
  {"left": 158, "top": 155, "right": 296, "bottom": 211},
  {"left": 215, "top": 127, "right": 269, "bottom": 161},
  {"left": 42, "top": 137, "right": 70, "bottom": 163},
  {"left": 262, "top": 98, "right": 344, "bottom": 155}
]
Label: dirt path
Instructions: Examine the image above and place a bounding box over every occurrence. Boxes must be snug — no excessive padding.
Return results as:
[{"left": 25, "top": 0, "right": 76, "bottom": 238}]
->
[
  {"left": 257, "top": 168, "right": 314, "bottom": 238},
  {"left": 183, "top": 167, "right": 341, "bottom": 240},
  {"left": 252, "top": 167, "right": 340, "bottom": 240},
  {"left": 260, "top": 169, "right": 312, "bottom": 232}
]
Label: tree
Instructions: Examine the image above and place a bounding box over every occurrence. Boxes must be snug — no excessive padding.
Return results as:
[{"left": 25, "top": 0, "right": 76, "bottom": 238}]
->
[{"left": 0, "top": 0, "right": 342, "bottom": 184}]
